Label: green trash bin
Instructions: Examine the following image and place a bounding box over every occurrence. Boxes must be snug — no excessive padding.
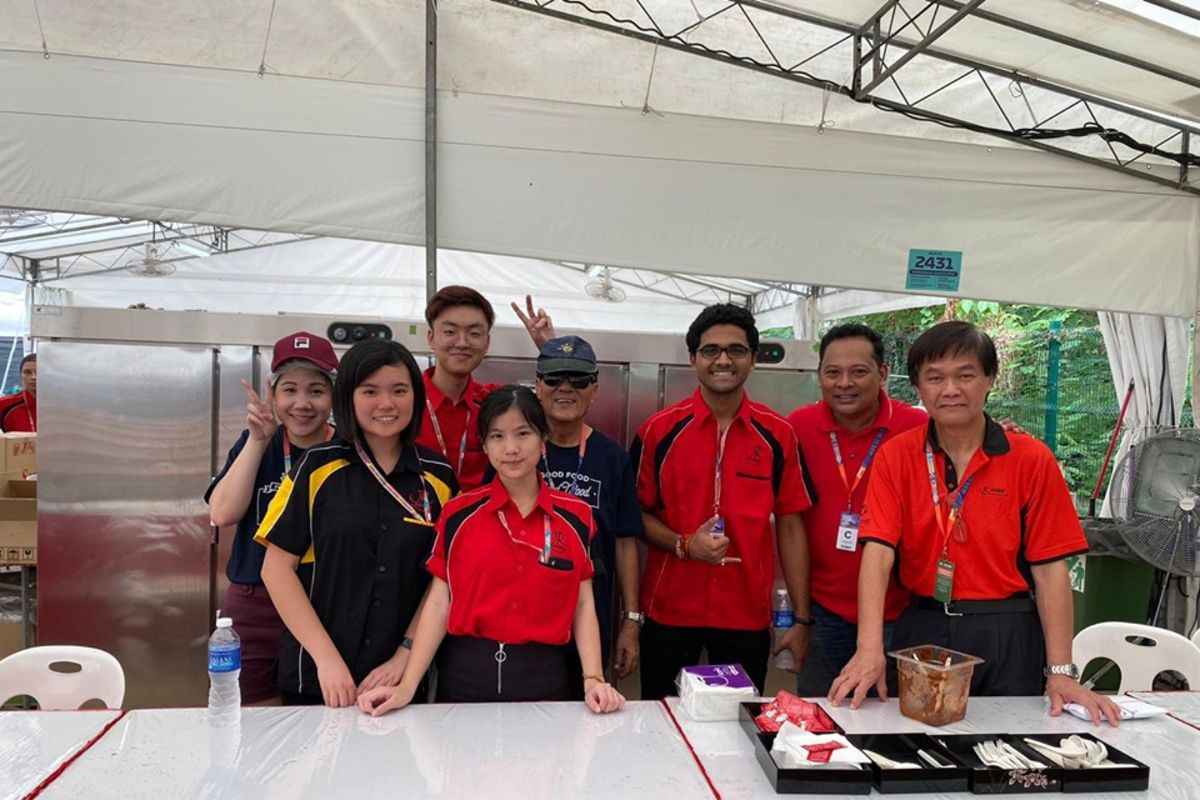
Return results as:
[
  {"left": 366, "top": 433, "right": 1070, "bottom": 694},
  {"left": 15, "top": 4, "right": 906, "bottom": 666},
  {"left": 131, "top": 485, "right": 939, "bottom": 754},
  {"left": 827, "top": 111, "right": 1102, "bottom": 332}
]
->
[{"left": 1069, "top": 518, "right": 1157, "bottom": 690}]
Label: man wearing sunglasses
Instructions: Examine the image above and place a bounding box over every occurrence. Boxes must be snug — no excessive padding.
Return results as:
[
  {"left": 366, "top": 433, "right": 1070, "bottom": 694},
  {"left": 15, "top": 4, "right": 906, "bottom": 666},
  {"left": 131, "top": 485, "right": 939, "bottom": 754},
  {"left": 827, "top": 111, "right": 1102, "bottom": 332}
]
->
[
  {"left": 631, "top": 304, "right": 815, "bottom": 699},
  {"left": 530, "top": 336, "right": 644, "bottom": 692}
]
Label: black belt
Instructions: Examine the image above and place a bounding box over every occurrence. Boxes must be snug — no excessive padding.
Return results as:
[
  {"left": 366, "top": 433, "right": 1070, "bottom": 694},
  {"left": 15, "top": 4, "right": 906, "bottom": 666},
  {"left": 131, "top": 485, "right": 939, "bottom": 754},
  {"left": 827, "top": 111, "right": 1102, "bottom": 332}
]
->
[{"left": 914, "top": 592, "right": 1035, "bottom": 616}]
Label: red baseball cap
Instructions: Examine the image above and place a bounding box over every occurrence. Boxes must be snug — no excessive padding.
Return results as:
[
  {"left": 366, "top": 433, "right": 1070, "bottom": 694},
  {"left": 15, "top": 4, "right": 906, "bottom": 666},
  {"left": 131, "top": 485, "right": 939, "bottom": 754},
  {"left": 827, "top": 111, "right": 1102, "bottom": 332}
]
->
[{"left": 270, "top": 332, "right": 338, "bottom": 379}]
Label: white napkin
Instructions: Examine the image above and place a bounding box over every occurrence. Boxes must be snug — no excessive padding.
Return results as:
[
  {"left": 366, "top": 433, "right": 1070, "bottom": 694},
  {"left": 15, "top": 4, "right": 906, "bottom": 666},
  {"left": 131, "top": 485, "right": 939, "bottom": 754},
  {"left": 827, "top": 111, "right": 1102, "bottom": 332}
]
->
[
  {"left": 1063, "top": 696, "right": 1167, "bottom": 721},
  {"left": 770, "top": 722, "right": 871, "bottom": 769}
]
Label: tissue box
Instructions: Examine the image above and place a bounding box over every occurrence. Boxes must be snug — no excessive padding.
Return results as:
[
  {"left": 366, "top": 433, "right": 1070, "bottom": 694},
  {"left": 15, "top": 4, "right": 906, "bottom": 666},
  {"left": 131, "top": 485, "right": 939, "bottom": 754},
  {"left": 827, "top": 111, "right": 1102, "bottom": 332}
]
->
[{"left": 677, "top": 663, "right": 757, "bottom": 721}]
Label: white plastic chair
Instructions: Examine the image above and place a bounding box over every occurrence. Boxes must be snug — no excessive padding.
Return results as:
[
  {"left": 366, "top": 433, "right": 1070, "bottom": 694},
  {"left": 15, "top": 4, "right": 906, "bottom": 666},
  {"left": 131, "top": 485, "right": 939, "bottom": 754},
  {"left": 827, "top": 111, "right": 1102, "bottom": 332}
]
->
[
  {"left": 1192, "top": 628, "right": 1200, "bottom": 649},
  {"left": 0, "top": 645, "right": 126, "bottom": 709},
  {"left": 1073, "top": 622, "right": 1200, "bottom": 693}
]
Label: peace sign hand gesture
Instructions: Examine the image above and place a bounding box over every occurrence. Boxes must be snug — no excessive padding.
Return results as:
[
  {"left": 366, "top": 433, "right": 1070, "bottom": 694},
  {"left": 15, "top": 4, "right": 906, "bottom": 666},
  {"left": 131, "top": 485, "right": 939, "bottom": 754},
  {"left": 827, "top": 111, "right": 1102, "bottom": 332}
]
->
[
  {"left": 511, "top": 294, "right": 557, "bottom": 349},
  {"left": 243, "top": 379, "right": 279, "bottom": 442}
]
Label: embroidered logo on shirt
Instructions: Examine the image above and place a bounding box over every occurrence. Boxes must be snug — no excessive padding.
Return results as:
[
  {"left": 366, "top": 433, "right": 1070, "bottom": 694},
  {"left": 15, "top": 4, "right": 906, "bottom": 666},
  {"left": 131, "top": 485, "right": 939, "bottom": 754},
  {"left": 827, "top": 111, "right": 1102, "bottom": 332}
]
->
[
  {"left": 746, "top": 445, "right": 765, "bottom": 466},
  {"left": 980, "top": 486, "right": 1009, "bottom": 497}
]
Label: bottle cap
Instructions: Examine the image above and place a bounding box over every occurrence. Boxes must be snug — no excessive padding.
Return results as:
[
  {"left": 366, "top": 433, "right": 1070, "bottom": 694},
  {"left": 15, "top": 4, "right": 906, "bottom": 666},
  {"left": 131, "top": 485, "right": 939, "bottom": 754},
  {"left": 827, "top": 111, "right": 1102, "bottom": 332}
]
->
[{"left": 216, "top": 617, "right": 233, "bottom": 629}]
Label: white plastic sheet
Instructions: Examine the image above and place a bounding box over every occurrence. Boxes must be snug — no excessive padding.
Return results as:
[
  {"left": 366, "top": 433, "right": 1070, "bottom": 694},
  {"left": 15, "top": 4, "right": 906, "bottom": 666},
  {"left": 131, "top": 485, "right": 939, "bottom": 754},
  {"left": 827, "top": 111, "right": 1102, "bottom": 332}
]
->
[
  {"left": 0, "top": 709, "right": 121, "bottom": 800},
  {"left": 36, "top": 702, "right": 712, "bottom": 799}
]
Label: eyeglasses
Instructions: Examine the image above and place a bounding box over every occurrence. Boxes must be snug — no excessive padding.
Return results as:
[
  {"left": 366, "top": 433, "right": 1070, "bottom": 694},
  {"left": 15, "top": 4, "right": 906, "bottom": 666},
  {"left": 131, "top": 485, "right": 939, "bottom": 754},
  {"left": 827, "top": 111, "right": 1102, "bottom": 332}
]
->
[
  {"left": 538, "top": 373, "right": 597, "bottom": 390},
  {"left": 696, "top": 344, "right": 754, "bottom": 360}
]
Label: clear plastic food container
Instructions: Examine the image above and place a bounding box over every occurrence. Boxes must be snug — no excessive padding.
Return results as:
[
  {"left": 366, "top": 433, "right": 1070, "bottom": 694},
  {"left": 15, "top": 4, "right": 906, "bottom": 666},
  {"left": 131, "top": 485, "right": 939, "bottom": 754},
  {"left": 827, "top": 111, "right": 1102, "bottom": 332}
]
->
[{"left": 889, "top": 645, "right": 983, "bottom": 727}]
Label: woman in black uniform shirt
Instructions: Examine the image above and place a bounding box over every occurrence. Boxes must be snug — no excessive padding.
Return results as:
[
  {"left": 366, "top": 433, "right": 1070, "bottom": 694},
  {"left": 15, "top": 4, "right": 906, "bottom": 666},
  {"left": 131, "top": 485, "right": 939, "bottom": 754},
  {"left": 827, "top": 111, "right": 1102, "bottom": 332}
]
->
[{"left": 257, "top": 339, "right": 457, "bottom": 706}]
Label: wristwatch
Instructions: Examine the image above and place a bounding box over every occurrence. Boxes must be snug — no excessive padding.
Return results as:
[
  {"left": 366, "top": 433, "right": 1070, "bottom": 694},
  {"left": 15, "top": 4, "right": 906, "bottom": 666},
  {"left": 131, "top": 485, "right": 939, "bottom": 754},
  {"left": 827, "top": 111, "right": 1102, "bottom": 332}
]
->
[
  {"left": 623, "top": 611, "right": 645, "bottom": 626},
  {"left": 1043, "top": 663, "right": 1080, "bottom": 680}
]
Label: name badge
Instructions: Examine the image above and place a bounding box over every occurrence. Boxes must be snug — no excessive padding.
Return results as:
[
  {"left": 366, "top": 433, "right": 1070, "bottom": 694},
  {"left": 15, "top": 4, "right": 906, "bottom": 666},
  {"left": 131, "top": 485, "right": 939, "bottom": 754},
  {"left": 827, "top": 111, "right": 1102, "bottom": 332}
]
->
[
  {"left": 836, "top": 512, "right": 860, "bottom": 552},
  {"left": 934, "top": 559, "right": 955, "bottom": 604}
]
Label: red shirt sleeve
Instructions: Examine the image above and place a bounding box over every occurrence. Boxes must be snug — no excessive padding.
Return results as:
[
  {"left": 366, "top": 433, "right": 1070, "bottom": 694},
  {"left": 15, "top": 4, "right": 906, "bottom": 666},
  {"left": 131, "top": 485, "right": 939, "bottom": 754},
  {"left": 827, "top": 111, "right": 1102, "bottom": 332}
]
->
[
  {"left": 859, "top": 443, "right": 904, "bottom": 549},
  {"left": 774, "top": 425, "right": 814, "bottom": 516},
  {"left": 1022, "top": 446, "right": 1088, "bottom": 564},
  {"left": 580, "top": 506, "right": 596, "bottom": 580},
  {"left": 425, "top": 510, "right": 450, "bottom": 580}
]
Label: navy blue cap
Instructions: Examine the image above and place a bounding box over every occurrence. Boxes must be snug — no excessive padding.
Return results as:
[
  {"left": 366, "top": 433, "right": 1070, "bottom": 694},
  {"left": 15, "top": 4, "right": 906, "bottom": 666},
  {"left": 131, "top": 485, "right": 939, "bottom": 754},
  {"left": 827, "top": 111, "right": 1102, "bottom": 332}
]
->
[{"left": 537, "top": 335, "right": 598, "bottom": 375}]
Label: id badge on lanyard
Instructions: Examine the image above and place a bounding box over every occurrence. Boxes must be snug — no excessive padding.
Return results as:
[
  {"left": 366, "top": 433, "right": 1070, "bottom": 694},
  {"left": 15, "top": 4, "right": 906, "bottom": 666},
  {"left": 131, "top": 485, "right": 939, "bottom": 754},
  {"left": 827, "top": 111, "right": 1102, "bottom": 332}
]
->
[{"left": 829, "top": 430, "right": 885, "bottom": 553}]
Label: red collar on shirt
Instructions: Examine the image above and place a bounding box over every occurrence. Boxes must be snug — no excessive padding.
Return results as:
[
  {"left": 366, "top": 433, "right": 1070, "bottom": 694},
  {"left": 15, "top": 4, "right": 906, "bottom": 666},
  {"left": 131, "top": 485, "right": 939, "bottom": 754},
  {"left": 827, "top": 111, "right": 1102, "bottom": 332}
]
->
[
  {"left": 481, "top": 474, "right": 558, "bottom": 518},
  {"left": 815, "top": 389, "right": 896, "bottom": 434},
  {"left": 423, "top": 365, "right": 483, "bottom": 411},
  {"left": 686, "top": 387, "right": 755, "bottom": 429}
]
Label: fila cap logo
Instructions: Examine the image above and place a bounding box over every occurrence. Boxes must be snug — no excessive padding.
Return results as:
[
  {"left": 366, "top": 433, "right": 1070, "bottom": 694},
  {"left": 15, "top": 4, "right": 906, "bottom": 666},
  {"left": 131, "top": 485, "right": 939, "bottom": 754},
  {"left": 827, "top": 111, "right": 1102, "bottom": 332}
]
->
[{"left": 294, "top": 336, "right": 310, "bottom": 349}]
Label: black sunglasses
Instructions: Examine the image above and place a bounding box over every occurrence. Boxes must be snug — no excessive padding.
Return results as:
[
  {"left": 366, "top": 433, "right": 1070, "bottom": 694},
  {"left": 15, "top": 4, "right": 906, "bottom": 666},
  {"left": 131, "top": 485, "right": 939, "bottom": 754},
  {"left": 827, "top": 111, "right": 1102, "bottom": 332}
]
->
[{"left": 538, "top": 373, "right": 597, "bottom": 390}]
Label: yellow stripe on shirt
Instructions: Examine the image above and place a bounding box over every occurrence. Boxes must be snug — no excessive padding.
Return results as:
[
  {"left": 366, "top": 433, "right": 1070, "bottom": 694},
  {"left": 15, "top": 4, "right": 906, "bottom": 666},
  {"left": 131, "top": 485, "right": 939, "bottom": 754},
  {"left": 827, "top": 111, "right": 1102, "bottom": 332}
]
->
[
  {"left": 423, "top": 470, "right": 454, "bottom": 506},
  {"left": 254, "top": 458, "right": 351, "bottom": 564}
]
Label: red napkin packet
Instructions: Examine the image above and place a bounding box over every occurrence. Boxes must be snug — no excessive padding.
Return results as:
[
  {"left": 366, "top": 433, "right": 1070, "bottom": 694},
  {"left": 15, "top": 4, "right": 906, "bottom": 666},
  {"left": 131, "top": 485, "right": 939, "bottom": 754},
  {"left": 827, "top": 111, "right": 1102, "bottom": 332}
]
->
[
  {"left": 801, "top": 740, "right": 844, "bottom": 763},
  {"left": 754, "top": 691, "right": 839, "bottom": 734}
]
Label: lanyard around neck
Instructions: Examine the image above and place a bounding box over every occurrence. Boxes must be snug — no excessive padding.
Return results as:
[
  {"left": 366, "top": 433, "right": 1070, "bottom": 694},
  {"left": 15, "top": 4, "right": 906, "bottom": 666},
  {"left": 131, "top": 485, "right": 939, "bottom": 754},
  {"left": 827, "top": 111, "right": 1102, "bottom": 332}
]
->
[
  {"left": 426, "top": 398, "right": 470, "bottom": 477},
  {"left": 829, "top": 428, "right": 886, "bottom": 510},
  {"left": 354, "top": 440, "right": 432, "bottom": 523},
  {"left": 924, "top": 444, "right": 974, "bottom": 552},
  {"left": 282, "top": 425, "right": 334, "bottom": 475},
  {"left": 713, "top": 423, "right": 732, "bottom": 518},
  {"left": 545, "top": 425, "right": 590, "bottom": 497},
  {"left": 496, "top": 503, "right": 553, "bottom": 564}
]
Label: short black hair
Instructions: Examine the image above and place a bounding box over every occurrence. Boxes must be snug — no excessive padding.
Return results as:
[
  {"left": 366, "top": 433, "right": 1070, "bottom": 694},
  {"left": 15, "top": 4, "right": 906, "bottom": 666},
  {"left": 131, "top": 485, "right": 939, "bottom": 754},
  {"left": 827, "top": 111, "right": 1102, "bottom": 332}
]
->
[
  {"left": 332, "top": 339, "right": 426, "bottom": 449},
  {"left": 819, "top": 324, "right": 885, "bottom": 367},
  {"left": 477, "top": 384, "right": 549, "bottom": 442},
  {"left": 906, "top": 320, "right": 999, "bottom": 385},
  {"left": 424, "top": 285, "right": 496, "bottom": 330},
  {"left": 685, "top": 303, "right": 759, "bottom": 354},
  {"left": 19, "top": 354, "right": 35, "bottom": 368}
]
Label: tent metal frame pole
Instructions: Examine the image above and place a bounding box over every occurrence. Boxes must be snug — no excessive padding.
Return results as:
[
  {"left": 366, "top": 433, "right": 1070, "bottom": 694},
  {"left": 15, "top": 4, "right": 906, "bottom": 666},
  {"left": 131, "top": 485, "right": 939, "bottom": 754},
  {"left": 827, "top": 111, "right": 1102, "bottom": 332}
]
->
[
  {"left": 425, "top": 0, "right": 438, "bottom": 302},
  {"left": 1145, "top": 0, "right": 1200, "bottom": 23},
  {"left": 492, "top": 0, "right": 1198, "bottom": 196},
  {"left": 931, "top": 0, "right": 1200, "bottom": 91},
  {"left": 857, "top": 0, "right": 986, "bottom": 97}
]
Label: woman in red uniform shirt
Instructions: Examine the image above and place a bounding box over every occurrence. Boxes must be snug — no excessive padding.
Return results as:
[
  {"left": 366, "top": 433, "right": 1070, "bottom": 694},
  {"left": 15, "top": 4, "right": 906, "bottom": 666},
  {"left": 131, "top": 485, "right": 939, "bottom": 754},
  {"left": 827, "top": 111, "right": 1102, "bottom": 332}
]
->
[{"left": 359, "top": 385, "right": 625, "bottom": 714}]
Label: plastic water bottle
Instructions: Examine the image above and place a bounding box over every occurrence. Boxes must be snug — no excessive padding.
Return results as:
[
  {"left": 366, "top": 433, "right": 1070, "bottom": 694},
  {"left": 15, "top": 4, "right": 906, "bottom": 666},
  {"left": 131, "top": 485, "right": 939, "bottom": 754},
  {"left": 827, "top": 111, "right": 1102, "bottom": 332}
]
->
[
  {"left": 207, "top": 614, "right": 241, "bottom": 725},
  {"left": 773, "top": 589, "right": 796, "bottom": 670}
]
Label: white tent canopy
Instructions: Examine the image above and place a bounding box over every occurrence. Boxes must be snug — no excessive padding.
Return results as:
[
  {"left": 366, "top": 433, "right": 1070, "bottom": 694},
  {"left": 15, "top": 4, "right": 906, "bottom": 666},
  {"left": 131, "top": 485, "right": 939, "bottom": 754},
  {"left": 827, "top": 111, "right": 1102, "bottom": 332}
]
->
[{"left": 0, "top": 0, "right": 1196, "bottom": 321}]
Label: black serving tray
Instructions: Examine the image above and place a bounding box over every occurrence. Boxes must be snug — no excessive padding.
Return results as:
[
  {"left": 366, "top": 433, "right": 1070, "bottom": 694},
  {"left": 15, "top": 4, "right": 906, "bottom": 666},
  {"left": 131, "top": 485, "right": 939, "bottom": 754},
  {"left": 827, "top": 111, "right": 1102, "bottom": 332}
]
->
[
  {"left": 738, "top": 702, "right": 871, "bottom": 795},
  {"left": 845, "top": 733, "right": 971, "bottom": 794},
  {"left": 1015, "top": 733, "right": 1149, "bottom": 794},
  {"left": 934, "top": 733, "right": 1062, "bottom": 794}
]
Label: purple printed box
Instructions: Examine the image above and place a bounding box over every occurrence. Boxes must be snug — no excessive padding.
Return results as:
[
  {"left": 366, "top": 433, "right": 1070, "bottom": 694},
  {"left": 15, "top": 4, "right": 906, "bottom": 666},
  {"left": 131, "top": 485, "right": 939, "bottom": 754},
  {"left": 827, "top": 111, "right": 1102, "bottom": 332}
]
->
[
  {"left": 678, "top": 663, "right": 758, "bottom": 722},
  {"left": 681, "top": 664, "right": 756, "bottom": 690}
]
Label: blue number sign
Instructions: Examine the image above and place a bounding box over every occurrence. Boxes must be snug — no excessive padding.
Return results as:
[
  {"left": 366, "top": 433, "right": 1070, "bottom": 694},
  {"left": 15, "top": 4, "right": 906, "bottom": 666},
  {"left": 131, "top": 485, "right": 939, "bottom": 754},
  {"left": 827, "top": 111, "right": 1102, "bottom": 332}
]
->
[{"left": 906, "top": 249, "right": 962, "bottom": 292}]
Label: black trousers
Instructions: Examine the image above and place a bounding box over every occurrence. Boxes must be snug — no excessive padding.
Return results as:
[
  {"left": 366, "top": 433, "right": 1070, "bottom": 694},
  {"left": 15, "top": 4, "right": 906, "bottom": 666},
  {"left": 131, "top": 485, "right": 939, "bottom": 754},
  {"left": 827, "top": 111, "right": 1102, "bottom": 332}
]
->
[
  {"left": 639, "top": 618, "right": 770, "bottom": 701},
  {"left": 889, "top": 603, "right": 1046, "bottom": 696},
  {"left": 436, "top": 635, "right": 571, "bottom": 703}
]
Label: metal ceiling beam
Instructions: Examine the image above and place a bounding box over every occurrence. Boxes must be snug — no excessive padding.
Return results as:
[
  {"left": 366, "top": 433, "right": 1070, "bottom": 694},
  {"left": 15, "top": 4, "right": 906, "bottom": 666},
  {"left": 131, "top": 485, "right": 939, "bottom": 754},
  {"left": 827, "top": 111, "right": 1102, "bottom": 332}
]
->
[
  {"left": 491, "top": 0, "right": 1198, "bottom": 195},
  {"left": 931, "top": 0, "right": 1200, "bottom": 91},
  {"left": 1145, "top": 0, "right": 1200, "bottom": 24},
  {"left": 858, "top": 0, "right": 985, "bottom": 96}
]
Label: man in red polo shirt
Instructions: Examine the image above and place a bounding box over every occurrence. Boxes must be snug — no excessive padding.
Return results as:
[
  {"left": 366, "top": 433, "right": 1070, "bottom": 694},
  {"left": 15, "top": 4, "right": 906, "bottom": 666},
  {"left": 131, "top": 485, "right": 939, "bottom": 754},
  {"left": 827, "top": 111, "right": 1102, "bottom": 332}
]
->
[
  {"left": 419, "top": 289, "right": 554, "bottom": 490},
  {"left": 829, "top": 321, "right": 1120, "bottom": 725},
  {"left": 788, "top": 324, "right": 926, "bottom": 697},
  {"left": 632, "top": 303, "right": 814, "bottom": 699}
]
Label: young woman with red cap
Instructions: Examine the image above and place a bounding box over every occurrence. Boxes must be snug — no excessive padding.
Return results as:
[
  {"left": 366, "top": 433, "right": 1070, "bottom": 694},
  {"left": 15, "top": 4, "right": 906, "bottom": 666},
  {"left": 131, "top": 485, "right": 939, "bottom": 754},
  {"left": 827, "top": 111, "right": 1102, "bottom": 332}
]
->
[{"left": 205, "top": 331, "right": 339, "bottom": 705}]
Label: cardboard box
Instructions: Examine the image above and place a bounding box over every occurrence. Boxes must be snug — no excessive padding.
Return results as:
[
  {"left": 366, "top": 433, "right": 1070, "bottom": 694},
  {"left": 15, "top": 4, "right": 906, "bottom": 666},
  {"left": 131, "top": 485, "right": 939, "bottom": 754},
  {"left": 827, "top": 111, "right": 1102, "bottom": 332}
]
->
[
  {"left": 3, "top": 433, "right": 36, "bottom": 478},
  {"left": 0, "top": 474, "right": 36, "bottom": 566},
  {"left": 0, "top": 620, "right": 32, "bottom": 660}
]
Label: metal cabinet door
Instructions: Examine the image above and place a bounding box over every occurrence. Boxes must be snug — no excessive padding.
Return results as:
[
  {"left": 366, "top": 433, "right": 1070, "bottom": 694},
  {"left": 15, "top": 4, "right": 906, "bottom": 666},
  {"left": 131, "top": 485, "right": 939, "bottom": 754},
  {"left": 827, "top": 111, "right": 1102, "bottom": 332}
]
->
[{"left": 38, "top": 342, "right": 216, "bottom": 708}]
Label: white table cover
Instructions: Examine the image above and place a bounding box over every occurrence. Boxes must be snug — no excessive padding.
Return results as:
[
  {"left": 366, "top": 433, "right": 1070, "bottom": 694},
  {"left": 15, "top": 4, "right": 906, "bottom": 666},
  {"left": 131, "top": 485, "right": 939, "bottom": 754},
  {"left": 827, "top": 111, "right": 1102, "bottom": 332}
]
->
[
  {"left": 1, "top": 710, "right": 122, "bottom": 800},
  {"left": 36, "top": 701, "right": 712, "bottom": 799},
  {"left": 1127, "top": 691, "right": 1200, "bottom": 731},
  {"left": 668, "top": 695, "right": 1200, "bottom": 800}
]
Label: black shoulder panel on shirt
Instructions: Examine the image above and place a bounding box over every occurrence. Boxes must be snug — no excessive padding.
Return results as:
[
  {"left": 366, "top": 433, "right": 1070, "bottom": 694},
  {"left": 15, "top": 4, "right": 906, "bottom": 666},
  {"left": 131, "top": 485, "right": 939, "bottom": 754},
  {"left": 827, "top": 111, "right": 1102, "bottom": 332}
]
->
[
  {"left": 653, "top": 414, "right": 694, "bottom": 497},
  {"left": 552, "top": 504, "right": 590, "bottom": 553},
  {"left": 751, "top": 418, "right": 785, "bottom": 496},
  {"left": 442, "top": 495, "right": 489, "bottom": 556}
]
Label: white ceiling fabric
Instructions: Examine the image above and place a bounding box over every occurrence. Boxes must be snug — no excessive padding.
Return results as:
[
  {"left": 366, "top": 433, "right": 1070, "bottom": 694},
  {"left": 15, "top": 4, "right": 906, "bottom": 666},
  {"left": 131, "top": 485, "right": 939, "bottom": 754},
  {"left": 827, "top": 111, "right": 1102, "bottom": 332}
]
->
[{"left": 0, "top": 1, "right": 1197, "bottom": 320}]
